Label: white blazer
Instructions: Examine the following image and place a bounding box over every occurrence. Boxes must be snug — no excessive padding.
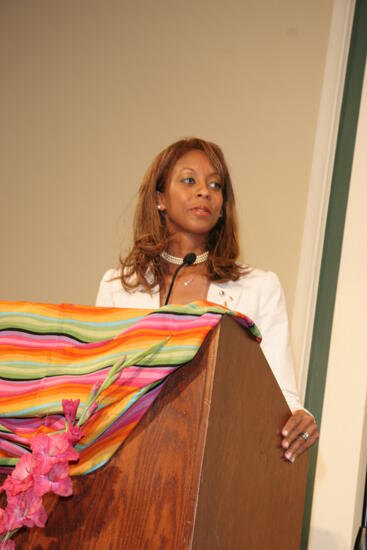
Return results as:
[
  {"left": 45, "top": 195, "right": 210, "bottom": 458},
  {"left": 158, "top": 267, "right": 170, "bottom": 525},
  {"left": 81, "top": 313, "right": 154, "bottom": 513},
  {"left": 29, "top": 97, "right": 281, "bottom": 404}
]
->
[{"left": 96, "top": 267, "right": 303, "bottom": 412}]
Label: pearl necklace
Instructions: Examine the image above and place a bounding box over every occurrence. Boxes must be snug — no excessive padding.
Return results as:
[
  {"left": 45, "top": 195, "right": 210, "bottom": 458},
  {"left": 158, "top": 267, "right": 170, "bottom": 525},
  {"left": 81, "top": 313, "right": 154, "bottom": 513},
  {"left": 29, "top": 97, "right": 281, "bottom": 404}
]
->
[{"left": 161, "top": 250, "right": 209, "bottom": 265}]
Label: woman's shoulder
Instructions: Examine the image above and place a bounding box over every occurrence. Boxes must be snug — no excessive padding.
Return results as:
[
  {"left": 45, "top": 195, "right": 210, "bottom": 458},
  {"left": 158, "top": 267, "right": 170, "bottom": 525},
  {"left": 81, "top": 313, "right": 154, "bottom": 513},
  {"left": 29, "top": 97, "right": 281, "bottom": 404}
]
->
[
  {"left": 208, "top": 266, "right": 283, "bottom": 312},
  {"left": 236, "top": 265, "right": 281, "bottom": 289},
  {"left": 234, "top": 266, "right": 285, "bottom": 308},
  {"left": 99, "top": 268, "right": 121, "bottom": 283},
  {"left": 96, "top": 268, "right": 122, "bottom": 307},
  {"left": 96, "top": 267, "right": 158, "bottom": 308}
]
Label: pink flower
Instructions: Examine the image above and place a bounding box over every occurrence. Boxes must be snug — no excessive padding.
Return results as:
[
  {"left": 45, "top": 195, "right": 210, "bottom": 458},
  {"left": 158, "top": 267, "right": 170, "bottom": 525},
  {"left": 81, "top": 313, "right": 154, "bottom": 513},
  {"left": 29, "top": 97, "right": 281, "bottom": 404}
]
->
[
  {"left": 0, "top": 397, "right": 84, "bottom": 547},
  {"left": 30, "top": 432, "right": 79, "bottom": 474},
  {"left": 66, "top": 423, "right": 83, "bottom": 445},
  {"left": 1, "top": 454, "right": 35, "bottom": 497},
  {"left": 4, "top": 488, "right": 47, "bottom": 530},
  {"left": 61, "top": 399, "right": 84, "bottom": 443},
  {"left": 62, "top": 399, "right": 80, "bottom": 425},
  {"left": 0, "top": 538, "right": 15, "bottom": 549},
  {"left": 33, "top": 462, "right": 72, "bottom": 497},
  {"left": 0, "top": 507, "right": 7, "bottom": 535},
  {"left": 88, "top": 402, "right": 98, "bottom": 417},
  {"left": 91, "top": 381, "right": 102, "bottom": 397}
]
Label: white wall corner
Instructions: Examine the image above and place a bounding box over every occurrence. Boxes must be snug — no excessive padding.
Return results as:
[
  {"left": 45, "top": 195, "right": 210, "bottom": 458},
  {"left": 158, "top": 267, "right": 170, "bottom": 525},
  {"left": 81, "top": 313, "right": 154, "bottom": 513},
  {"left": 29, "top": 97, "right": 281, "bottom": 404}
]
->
[{"left": 291, "top": 0, "right": 356, "bottom": 402}]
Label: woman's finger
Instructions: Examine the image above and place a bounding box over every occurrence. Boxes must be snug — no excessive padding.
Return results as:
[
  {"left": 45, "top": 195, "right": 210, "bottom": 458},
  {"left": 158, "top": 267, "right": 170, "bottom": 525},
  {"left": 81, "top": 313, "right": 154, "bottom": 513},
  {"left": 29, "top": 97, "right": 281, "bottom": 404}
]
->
[
  {"left": 280, "top": 410, "right": 319, "bottom": 462},
  {"left": 281, "top": 410, "right": 312, "bottom": 449},
  {"left": 283, "top": 424, "right": 319, "bottom": 462},
  {"left": 281, "top": 411, "right": 304, "bottom": 445}
]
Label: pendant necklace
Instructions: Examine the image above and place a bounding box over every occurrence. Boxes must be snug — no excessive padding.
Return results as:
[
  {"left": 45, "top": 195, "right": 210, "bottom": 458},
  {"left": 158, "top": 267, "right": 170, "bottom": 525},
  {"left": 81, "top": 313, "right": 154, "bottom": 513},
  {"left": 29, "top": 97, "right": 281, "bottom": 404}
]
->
[{"left": 161, "top": 250, "right": 209, "bottom": 290}]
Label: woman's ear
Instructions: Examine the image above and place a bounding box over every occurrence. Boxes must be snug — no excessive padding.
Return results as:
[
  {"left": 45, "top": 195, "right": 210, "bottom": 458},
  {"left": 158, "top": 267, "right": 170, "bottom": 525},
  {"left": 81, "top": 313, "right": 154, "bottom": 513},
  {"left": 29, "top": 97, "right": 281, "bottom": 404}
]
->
[{"left": 155, "top": 191, "right": 166, "bottom": 212}]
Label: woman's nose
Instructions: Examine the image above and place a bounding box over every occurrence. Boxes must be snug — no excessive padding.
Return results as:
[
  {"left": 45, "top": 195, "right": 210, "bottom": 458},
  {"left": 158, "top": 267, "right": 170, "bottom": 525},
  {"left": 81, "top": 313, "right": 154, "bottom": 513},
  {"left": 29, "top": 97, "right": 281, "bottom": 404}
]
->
[{"left": 196, "top": 180, "right": 209, "bottom": 197}]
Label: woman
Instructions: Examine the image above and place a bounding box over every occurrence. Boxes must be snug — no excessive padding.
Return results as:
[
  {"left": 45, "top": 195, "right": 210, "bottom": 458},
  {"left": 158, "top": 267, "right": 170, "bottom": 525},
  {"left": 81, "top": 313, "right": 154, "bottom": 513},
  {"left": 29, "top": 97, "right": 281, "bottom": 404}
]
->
[{"left": 96, "top": 137, "right": 318, "bottom": 462}]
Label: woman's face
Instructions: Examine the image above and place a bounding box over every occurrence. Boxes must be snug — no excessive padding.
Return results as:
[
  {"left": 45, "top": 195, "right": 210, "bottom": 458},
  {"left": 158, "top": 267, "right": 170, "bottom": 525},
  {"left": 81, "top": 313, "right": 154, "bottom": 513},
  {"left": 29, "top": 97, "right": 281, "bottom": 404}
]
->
[{"left": 156, "top": 150, "right": 223, "bottom": 240}]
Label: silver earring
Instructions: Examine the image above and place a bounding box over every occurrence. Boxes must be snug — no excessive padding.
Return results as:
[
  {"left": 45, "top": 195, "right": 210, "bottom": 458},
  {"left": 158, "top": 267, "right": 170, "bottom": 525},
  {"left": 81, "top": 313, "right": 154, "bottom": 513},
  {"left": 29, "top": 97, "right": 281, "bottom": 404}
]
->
[{"left": 157, "top": 205, "right": 162, "bottom": 210}]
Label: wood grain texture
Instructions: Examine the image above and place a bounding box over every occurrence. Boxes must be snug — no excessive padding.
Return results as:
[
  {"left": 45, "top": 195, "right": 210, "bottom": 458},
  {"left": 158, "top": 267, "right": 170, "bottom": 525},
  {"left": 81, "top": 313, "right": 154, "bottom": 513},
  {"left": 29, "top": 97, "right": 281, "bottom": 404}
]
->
[
  {"left": 15, "top": 328, "right": 219, "bottom": 549},
  {"left": 12, "top": 317, "right": 308, "bottom": 549},
  {"left": 192, "top": 316, "right": 309, "bottom": 549}
]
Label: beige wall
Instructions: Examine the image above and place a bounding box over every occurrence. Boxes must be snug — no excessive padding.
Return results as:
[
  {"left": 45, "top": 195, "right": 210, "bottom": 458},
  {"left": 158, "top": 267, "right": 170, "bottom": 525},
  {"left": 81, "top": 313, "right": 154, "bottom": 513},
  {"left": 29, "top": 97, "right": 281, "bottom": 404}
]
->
[
  {"left": 7, "top": 3, "right": 366, "bottom": 548},
  {"left": 0, "top": 0, "right": 332, "bottom": 313}
]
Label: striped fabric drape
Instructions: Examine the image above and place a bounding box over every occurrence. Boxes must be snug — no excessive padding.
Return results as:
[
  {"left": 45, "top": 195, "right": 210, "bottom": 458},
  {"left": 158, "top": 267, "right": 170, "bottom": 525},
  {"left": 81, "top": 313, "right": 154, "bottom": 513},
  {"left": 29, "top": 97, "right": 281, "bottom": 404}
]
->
[{"left": 0, "top": 300, "right": 260, "bottom": 475}]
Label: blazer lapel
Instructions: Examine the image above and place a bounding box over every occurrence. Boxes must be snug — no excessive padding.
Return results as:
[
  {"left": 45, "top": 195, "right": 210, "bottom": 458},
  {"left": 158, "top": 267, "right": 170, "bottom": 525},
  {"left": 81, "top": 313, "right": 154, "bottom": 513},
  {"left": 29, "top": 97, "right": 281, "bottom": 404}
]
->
[{"left": 207, "top": 280, "right": 244, "bottom": 311}]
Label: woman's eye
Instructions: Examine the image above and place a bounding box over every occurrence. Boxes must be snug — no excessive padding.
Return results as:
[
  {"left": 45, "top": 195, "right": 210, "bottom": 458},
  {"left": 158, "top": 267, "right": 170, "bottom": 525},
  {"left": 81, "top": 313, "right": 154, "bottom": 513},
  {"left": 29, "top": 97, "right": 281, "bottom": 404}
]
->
[
  {"left": 209, "top": 181, "right": 223, "bottom": 190},
  {"left": 182, "top": 177, "right": 195, "bottom": 184}
]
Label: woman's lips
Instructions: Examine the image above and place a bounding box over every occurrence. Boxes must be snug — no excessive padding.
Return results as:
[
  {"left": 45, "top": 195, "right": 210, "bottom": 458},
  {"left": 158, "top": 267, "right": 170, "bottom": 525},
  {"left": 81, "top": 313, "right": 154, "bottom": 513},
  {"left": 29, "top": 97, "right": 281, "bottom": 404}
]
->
[{"left": 191, "top": 207, "right": 211, "bottom": 216}]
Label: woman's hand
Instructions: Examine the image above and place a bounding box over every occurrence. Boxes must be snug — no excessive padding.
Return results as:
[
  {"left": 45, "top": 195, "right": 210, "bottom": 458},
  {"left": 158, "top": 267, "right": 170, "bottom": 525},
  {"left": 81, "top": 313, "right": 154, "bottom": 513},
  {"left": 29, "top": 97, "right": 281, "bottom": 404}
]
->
[{"left": 280, "top": 410, "right": 319, "bottom": 463}]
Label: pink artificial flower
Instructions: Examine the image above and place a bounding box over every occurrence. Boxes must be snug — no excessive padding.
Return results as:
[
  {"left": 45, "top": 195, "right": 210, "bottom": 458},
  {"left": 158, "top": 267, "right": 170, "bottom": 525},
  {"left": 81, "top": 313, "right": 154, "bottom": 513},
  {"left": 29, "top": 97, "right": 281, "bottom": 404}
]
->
[
  {"left": 30, "top": 433, "right": 79, "bottom": 474},
  {"left": 91, "top": 381, "right": 102, "bottom": 397},
  {"left": 0, "top": 397, "right": 84, "bottom": 546},
  {"left": 4, "top": 488, "right": 47, "bottom": 530},
  {"left": 87, "top": 401, "right": 98, "bottom": 418},
  {"left": 61, "top": 398, "right": 84, "bottom": 443},
  {"left": 62, "top": 399, "right": 80, "bottom": 425},
  {"left": 0, "top": 507, "right": 7, "bottom": 535},
  {"left": 0, "top": 538, "right": 15, "bottom": 550},
  {"left": 66, "top": 423, "right": 83, "bottom": 445},
  {"left": 1, "top": 454, "right": 35, "bottom": 497},
  {"left": 33, "top": 462, "right": 72, "bottom": 497}
]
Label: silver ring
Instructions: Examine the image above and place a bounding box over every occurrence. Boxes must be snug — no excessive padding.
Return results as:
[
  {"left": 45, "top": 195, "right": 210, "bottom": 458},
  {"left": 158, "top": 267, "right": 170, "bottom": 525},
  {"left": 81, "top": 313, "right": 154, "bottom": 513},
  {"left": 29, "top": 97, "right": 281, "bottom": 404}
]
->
[{"left": 299, "top": 431, "right": 310, "bottom": 441}]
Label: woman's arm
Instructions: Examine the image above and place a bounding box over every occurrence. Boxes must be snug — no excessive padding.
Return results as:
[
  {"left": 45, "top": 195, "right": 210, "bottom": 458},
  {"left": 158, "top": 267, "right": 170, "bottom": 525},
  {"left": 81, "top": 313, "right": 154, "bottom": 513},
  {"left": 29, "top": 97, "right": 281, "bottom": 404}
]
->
[
  {"left": 255, "top": 271, "right": 318, "bottom": 461},
  {"left": 95, "top": 269, "right": 117, "bottom": 307}
]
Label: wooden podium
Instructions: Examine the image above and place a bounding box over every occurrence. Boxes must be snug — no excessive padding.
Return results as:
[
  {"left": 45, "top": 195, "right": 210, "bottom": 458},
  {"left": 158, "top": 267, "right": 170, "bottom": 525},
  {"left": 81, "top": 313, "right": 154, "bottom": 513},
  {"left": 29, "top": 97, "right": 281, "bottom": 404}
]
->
[{"left": 17, "top": 315, "right": 309, "bottom": 549}]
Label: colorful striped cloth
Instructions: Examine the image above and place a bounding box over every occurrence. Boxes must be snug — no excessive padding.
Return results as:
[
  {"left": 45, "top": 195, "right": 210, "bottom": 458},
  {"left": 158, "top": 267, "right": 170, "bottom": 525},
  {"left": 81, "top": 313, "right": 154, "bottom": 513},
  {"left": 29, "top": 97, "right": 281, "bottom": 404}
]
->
[{"left": 0, "top": 300, "right": 261, "bottom": 475}]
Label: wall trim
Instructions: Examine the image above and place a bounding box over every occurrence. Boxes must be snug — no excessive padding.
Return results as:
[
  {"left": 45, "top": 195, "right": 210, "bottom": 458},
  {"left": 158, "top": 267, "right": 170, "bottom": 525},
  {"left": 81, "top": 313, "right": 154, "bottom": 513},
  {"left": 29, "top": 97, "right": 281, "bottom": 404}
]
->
[
  {"left": 292, "top": 0, "right": 356, "bottom": 402},
  {"left": 300, "top": 0, "right": 367, "bottom": 546}
]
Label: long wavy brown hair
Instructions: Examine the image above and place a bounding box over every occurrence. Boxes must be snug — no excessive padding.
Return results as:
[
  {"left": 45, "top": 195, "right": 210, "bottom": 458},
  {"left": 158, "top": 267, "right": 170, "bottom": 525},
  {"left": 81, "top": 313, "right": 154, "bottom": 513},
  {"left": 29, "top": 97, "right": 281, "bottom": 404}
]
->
[{"left": 120, "top": 137, "right": 246, "bottom": 292}]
